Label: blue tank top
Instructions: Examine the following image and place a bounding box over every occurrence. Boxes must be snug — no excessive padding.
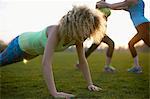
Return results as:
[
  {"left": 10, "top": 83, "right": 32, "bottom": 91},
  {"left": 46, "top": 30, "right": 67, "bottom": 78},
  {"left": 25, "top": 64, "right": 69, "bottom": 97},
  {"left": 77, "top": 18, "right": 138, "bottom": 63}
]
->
[{"left": 128, "top": 0, "right": 149, "bottom": 27}]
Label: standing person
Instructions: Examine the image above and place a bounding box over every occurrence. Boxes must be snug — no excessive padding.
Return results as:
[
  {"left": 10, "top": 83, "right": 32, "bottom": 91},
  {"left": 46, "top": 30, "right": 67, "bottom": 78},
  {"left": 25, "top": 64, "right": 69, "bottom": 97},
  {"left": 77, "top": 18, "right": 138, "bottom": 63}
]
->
[
  {"left": 0, "top": 6, "right": 107, "bottom": 98},
  {"left": 76, "top": 1, "right": 116, "bottom": 72},
  {"left": 96, "top": 0, "right": 150, "bottom": 73}
]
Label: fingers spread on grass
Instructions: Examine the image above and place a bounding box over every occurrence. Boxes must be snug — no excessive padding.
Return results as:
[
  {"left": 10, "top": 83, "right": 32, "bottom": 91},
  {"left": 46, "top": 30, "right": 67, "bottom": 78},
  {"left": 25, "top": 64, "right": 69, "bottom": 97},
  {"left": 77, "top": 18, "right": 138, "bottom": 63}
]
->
[
  {"left": 88, "top": 85, "right": 102, "bottom": 91},
  {"left": 54, "top": 92, "right": 75, "bottom": 98}
]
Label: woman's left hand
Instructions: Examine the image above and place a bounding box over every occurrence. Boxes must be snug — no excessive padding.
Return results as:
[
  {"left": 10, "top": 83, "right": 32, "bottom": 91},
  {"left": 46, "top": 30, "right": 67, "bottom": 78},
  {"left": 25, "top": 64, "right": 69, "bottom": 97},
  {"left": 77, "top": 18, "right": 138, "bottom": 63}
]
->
[{"left": 88, "top": 84, "right": 102, "bottom": 91}]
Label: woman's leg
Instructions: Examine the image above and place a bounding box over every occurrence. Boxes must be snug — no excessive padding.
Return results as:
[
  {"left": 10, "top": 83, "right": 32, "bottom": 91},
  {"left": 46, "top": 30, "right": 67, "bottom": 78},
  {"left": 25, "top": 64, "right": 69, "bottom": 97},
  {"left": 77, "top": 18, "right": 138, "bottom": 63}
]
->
[
  {"left": 128, "top": 33, "right": 142, "bottom": 57},
  {"left": 137, "top": 22, "right": 150, "bottom": 47},
  {"left": 85, "top": 35, "right": 114, "bottom": 58},
  {"left": 128, "top": 22, "right": 150, "bottom": 73},
  {"left": 85, "top": 35, "right": 114, "bottom": 60},
  {"left": 128, "top": 33, "right": 141, "bottom": 67},
  {"left": 129, "top": 22, "right": 150, "bottom": 65},
  {"left": 0, "top": 36, "right": 24, "bottom": 66},
  {"left": 85, "top": 43, "right": 100, "bottom": 58},
  {"left": 85, "top": 35, "right": 114, "bottom": 59},
  {"left": 85, "top": 35, "right": 115, "bottom": 72},
  {"left": 102, "top": 35, "right": 114, "bottom": 65},
  {"left": 102, "top": 35, "right": 115, "bottom": 72}
]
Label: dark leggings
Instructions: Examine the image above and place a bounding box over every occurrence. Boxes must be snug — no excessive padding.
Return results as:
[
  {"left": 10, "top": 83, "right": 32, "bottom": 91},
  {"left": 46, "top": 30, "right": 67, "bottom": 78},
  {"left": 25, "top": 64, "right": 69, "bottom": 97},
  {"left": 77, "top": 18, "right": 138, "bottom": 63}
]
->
[
  {"left": 85, "top": 35, "right": 114, "bottom": 58},
  {"left": 128, "top": 22, "right": 150, "bottom": 58}
]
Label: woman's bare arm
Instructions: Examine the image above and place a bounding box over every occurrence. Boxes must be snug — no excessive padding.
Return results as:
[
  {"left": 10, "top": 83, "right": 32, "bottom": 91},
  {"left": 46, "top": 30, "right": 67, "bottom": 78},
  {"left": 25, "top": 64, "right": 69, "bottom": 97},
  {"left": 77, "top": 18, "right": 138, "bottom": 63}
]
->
[
  {"left": 75, "top": 42, "right": 102, "bottom": 91},
  {"left": 42, "top": 25, "right": 75, "bottom": 98},
  {"left": 42, "top": 25, "right": 59, "bottom": 96},
  {"left": 76, "top": 42, "right": 93, "bottom": 86}
]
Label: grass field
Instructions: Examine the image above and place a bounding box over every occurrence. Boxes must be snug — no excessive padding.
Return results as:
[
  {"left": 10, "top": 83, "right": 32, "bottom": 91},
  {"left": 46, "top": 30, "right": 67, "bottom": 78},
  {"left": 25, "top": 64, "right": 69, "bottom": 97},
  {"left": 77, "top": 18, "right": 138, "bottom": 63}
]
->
[{"left": 0, "top": 51, "right": 149, "bottom": 99}]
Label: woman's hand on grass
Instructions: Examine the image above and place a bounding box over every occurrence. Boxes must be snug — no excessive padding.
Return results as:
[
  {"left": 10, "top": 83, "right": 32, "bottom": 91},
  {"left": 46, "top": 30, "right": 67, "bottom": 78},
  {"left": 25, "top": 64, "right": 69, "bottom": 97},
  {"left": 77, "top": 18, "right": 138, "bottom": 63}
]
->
[
  {"left": 53, "top": 92, "right": 75, "bottom": 98},
  {"left": 88, "top": 84, "right": 102, "bottom": 91}
]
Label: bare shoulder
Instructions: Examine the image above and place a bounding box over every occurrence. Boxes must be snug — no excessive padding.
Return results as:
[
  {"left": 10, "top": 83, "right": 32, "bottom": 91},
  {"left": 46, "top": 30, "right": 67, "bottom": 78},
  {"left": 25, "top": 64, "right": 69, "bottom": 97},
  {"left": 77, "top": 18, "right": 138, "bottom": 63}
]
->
[{"left": 47, "top": 25, "right": 59, "bottom": 37}]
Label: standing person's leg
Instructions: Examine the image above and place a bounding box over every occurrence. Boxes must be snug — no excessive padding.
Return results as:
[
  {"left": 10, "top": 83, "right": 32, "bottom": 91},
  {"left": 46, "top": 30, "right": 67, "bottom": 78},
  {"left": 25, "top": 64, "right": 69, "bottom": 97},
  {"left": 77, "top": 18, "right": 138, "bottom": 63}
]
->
[
  {"left": 127, "top": 23, "right": 150, "bottom": 73},
  {"left": 128, "top": 34, "right": 141, "bottom": 59},
  {"left": 85, "top": 44, "right": 100, "bottom": 58},
  {"left": 139, "top": 22, "right": 150, "bottom": 47},
  {"left": 128, "top": 33, "right": 142, "bottom": 73},
  {"left": 101, "top": 35, "right": 116, "bottom": 72},
  {"left": 85, "top": 35, "right": 114, "bottom": 58},
  {"left": 76, "top": 35, "right": 116, "bottom": 72}
]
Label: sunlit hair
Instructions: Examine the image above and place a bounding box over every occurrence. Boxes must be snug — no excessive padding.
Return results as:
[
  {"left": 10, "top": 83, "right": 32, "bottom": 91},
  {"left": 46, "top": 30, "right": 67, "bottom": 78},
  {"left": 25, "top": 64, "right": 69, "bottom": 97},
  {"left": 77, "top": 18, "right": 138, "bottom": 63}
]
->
[{"left": 58, "top": 6, "right": 106, "bottom": 44}]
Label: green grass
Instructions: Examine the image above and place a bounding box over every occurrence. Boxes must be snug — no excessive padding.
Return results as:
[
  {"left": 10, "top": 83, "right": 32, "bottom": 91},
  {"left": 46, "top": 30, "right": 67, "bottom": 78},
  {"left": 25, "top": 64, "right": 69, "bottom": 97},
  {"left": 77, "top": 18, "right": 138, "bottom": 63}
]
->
[{"left": 0, "top": 51, "right": 149, "bottom": 99}]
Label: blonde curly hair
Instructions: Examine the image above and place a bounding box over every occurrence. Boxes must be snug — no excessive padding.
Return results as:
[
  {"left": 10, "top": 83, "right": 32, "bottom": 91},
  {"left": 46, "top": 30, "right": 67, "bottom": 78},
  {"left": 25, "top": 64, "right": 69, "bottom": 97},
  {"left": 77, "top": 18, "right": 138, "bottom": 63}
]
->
[{"left": 58, "top": 6, "right": 106, "bottom": 44}]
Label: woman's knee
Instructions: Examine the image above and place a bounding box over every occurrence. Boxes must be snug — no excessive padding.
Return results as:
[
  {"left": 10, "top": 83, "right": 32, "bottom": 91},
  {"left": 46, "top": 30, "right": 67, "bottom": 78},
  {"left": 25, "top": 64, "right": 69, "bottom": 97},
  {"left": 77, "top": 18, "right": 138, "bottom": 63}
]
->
[
  {"left": 108, "top": 40, "right": 115, "bottom": 49},
  {"left": 128, "top": 40, "right": 134, "bottom": 49}
]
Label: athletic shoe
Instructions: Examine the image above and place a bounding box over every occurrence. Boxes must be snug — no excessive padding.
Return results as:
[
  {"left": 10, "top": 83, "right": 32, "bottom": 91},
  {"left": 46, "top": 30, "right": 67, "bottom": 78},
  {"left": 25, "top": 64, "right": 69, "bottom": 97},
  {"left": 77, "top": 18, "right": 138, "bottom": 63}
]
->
[
  {"left": 127, "top": 66, "right": 142, "bottom": 74},
  {"left": 104, "top": 66, "right": 116, "bottom": 73}
]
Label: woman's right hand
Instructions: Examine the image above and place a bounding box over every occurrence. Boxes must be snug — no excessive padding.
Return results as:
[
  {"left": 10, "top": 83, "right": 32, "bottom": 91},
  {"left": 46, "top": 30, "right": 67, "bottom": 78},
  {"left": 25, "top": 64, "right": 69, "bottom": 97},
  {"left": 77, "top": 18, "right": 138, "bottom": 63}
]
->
[
  {"left": 88, "top": 84, "right": 102, "bottom": 91},
  {"left": 53, "top": 92, "right": 75, "bottom": 99}
]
